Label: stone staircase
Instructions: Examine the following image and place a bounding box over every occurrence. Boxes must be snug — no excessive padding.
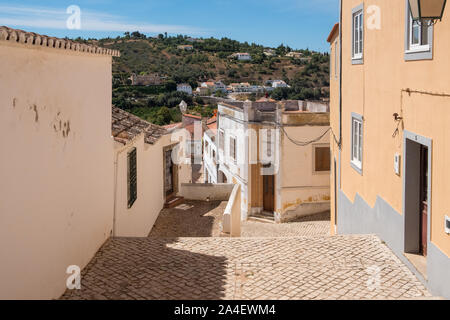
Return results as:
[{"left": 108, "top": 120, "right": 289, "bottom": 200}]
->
[
  {"left": 248, "top": 211, "right": 276, "bottom": 224},
  {"left": 164, "top": 195, "right": 185, "bottom": 209}
]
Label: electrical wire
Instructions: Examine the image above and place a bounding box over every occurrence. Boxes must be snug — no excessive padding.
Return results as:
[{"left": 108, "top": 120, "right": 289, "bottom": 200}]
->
[{"left": 277, "top": 124, "right": 341, "bottom": 148}]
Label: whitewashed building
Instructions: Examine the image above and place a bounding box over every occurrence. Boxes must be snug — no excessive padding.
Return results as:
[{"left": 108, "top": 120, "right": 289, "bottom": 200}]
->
[
  {"left": 203, "top": 116, "right": 218, "bottom": 184},
  {"left": 217, "top": 101, "right": 330, "bottom": 223},
  {"left": 232, "top": 53, "right": 252, "bottom": 61},
  {"left": 177, "top": 83, "right": 193, "bottom": 95}
]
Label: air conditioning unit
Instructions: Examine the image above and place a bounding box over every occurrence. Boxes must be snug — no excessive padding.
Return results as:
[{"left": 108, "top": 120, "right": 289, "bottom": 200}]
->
[{"left": 445, "top": 216, "right": 450, "bottom": 235}]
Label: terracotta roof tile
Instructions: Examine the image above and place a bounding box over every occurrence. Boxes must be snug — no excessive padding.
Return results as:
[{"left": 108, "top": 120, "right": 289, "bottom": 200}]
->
[
  {"left": 0, "top": 26, "right": 120, "bottom": 57},
  {"left": 112, "top": 106, "right": 166, "bottom": 145}
]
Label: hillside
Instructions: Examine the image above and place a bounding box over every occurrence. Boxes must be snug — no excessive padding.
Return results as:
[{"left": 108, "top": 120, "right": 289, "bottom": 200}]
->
[{"left": 76, "top": 33, "right": 330, "bottom": 125}]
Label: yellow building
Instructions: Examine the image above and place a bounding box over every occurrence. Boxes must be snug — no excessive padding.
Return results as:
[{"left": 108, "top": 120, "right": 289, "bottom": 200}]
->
[{"left": 329, "top": 1, "right": 450, "bottom": 298}]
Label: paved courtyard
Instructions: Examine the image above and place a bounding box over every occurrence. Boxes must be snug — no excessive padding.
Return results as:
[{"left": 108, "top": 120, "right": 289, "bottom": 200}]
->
[
  {"left": 150, "top": 201, "right": 331, "bottom": 238},
  {"left": 61, "top": 235, "right": 431, "bottom": 300}
]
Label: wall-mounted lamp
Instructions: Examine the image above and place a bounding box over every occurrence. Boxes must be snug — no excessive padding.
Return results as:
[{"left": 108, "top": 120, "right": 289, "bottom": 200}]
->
[{"left": 409, "top": 0, "right": 448, "bottom": 22}]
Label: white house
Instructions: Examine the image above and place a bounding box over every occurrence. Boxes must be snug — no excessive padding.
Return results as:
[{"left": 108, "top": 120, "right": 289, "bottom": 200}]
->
[
  {"left": 217, "top": 101, "right": 330, "bottom": 223},
  {"left": 286, "top": 52, "right": 303, "bottom": 58},
  {"left": 112, "top": 107, "right": 185, "bottom": 236},
  {"left": 232, "top": 53, "right": 252, "bottom": 61},
  {"left": 177, "top": 45, "right": 193, "bottom": 51},
  {"left": 272, "top": 80, "right": 290, "bottom": 88},
  {"left": 177, "top": 83, "right": 193, "bottom": 95},
  {"left": 214, "top": 81, "right": 227, "bottom": 93},
  {"left": 203, "top": 116, "right": 218, "bottom": 184},
  {"left": 264, "top": 49, "right": 276, "bottom": 57}
]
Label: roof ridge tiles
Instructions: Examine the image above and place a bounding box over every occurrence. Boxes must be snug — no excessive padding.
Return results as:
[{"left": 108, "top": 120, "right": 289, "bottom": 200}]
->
[{"left": 0, "top": 26, "right": 120, "bottom": 57}]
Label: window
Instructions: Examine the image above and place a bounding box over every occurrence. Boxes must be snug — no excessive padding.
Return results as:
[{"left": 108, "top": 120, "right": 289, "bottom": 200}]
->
[
  {"left": 127, "top": 148, "right": 137, "bottom": 208},
  {"left": 314, "top": 145, "right": 331, "bottom": 173},
  {"left": 409, "top": 16, "right": 430, "bottom": 49},
  {"left": 219, "top": 130, "right": 225, "bottom": 151},
  {"left": 266, "top": 129, "right": 272, "bottom": 157},
  {"left": 352, "top": 5, "right": 364, "bottom": 62},
  {"left": 405, "top": 1, "right": 433, "bottom": 60},
  {"left": 351, "top": 114, "right": 363, "bottom": 173},
  {"left": 230, "top": 136, "right": 236, "bottom": 162}
]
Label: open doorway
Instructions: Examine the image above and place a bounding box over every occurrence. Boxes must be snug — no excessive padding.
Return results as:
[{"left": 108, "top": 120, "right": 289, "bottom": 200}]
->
[
  {"left": 218, "top": 170, "right": 228, "bottom": 184},
  {"left": 404, "top": 134, "right": 431, "bottom": 278}
]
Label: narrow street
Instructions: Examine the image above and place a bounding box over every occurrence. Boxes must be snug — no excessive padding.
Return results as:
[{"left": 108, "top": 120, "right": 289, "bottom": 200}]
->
[{"left": 61, "top": 202, "right": 431, "bottom": 300}]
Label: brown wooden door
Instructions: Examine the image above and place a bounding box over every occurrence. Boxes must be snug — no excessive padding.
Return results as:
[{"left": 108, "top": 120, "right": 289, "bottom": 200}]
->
[
  {"left": 164, "top": 150, "right": 174, "bottom": 197},
  {"left": 419, "top": 146, "right": 428, "bottom": 256},
  {"left": 263, "top": 175, "right": 274, "bottom": 212}
]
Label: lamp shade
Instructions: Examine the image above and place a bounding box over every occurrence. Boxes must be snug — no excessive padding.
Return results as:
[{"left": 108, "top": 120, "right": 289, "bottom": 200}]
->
[{"left": 409, "top": 0, "right": 448, "bottom": 20}]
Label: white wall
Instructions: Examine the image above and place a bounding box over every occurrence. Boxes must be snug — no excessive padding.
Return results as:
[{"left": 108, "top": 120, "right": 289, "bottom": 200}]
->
[
  {"left": 0, "top": 42, "right": 114, "bottom": 299},
  {"left": 203, "top": 132, "right": 218, "bottom": 183},
  {"left": 180, "top": 183, "right": 234, "bottom": 201},
  {"left": 217, "top": 104, "right": 249, "bottom": 219},
  {"left": 114, "top": 134, "right": 173, "bottom": 237}
]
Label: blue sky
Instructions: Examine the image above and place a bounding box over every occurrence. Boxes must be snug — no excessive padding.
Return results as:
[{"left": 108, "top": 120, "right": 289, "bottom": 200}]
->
[{"left": 0, "top": 0, "right": 339, "bottom": 51}]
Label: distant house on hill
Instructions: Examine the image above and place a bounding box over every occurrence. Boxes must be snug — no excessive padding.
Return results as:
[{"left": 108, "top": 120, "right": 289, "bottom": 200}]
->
[
  {"left": 177, "top": 45, "right": 194, "bottom": 51},
  {"left": 264, "top": 49, "right": 276, "bottom": 57},
  {"left": 272, "top": 80, "right": 290, "bottom": 88},
  {"left": 231, "top": 53, "right": 252, "bottom": 61},
  {"left": 200, "top": 81, "right": 227, "bottom": 93},
  {"left": 286, "top": 52, "right": 303, "bottom": 59},
  {"left": 129, "top": 73, "right": 162, "bottom": 86},
  {"left": 177, "top": 83, "right": 192, "bottom": 95}
]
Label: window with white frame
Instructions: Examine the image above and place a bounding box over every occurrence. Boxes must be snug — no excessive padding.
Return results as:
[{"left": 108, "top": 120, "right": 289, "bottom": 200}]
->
[
  {"left": 404, "top": 1, "right": 433, "bottom": 60},
  {"left": 352, "top": 7, "right": 363, "bottom": 60},
  {"left": 407, "top": 7, "right": 430, "bottom": 51},
  {"left": 351, "top": 116, "right": 363, "bottom": 171}
]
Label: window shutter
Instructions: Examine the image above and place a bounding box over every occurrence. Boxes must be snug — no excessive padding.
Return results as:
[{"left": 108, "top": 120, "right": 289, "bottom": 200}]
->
[
  {"left": 127, "top": 148, "right": 137, "bottom": 208},
  {"left": 315, "top": 147, "right": 331, "bottom": 172}
]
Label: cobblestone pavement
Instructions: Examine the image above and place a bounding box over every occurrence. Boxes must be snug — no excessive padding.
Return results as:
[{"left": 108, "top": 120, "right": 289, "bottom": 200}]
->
[
  {"left": 149, "top": 200, "right": 227, "bottom": 238},
  {"left": 242, "top": 211, "right": 331, "bottom": 238},
  {"left": 61, "top": 235, "right": 431, "bottom": 300},
  {"left": 150, "top": 201, "right": 330, "bottom": 238}
]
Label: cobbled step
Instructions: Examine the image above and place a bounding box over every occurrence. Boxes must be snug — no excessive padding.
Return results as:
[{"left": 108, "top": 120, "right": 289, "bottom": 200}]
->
[
  {"left": 164, "top": 196, "right": 185, "bottom": 208},
  {"left": 248, "top": 215, "right": 276, "bottom": 224}
]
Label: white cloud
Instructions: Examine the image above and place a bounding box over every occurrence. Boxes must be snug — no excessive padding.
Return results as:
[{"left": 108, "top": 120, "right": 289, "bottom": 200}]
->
[{"left": 0, "top": 5, "right": 206, "bottom": 35}]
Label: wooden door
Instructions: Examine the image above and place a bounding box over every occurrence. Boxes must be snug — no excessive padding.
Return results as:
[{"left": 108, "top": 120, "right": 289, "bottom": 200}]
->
[
  {"left": 263, "top": 175, "right": 274, "bottom": 212},
  {"left": 419, "top": 146, "right": 428, "bottom": 256}
]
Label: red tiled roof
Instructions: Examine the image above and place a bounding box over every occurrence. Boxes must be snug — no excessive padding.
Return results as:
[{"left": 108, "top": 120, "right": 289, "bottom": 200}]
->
[
  {"left": 327, "top": 23, "right": 339, "bottom": 43},
  {"left": 207, "top": 116, "right": 217, "bottom": 125},
  {"left": 112, "top": 106, "right": 166, "bottom": 145},
  {"left": 183, "top": 113, "right": 202, "bottom": 120},
  {"left": 163, "top": 122, "right": 183, "bottom": 130}
]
